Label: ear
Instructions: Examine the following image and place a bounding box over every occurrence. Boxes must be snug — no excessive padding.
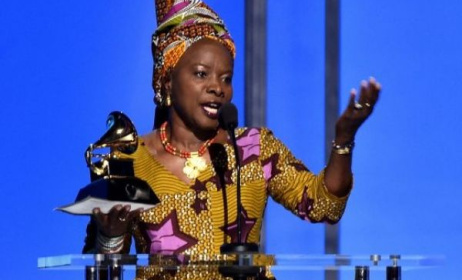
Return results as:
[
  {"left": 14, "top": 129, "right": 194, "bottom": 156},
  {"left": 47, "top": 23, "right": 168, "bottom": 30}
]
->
[{"left": 162, "top": 68, "right": 174, "bottom": 95}]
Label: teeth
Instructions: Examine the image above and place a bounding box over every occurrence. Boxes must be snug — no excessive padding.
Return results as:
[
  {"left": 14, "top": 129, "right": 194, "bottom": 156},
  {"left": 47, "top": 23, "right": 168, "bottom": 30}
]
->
[
  {"left": 203, "top": 106, "right": 218, "bottom": 114},
  {"left": 202, "top": 102, "right": 221, "bottom": 115}
]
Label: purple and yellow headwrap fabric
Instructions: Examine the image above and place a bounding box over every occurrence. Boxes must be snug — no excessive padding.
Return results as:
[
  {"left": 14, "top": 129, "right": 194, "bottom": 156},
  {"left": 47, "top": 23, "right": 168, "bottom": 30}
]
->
[{"left": 152, "top": 0, "right": 236, "bottom": 105}]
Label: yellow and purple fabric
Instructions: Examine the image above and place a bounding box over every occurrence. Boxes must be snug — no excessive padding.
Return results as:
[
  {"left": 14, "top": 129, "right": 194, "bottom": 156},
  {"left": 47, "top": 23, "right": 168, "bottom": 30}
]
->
[
  {"left": 83, "top": 127, "right": 350, "bottom": 279},
  {"left": 119, "top": 127, "right": 349, "bottom": 279},
  {"left": 152, "top": 0, "right": 236, "bottom": 105}
]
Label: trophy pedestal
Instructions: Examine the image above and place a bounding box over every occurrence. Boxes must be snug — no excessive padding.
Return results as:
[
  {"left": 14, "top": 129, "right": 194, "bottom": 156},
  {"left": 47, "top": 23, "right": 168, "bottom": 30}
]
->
[{"left": 73, "top": 159, "right": 160, "bottom": 212}]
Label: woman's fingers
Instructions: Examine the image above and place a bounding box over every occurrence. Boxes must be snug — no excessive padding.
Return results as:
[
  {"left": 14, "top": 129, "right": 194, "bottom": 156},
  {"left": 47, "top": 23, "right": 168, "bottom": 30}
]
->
[
  {"left": 92, "top": 207, "right": 105, "bottom": 223},
  {"left": 92, "top": 207, "right": 101, "bottom": 216},
  {"left": 347, "top": 89, "right": 358, "bottom": 111},
  {"left": 128, "top": 207, "right": 144, "bottom": 218},
  {"left": 93, "top": 205, "right": 140, "bottom": 223},
  {"left": 352, "top": 77, "right": 380, "bottom": 114},
  {"left": 359, "top": 77, "right": 381, "bottom": 107},
  {"left": 106, "top": 204, "right": 122, "bottom": 224},
  {"left": 357, "top": 80, "right": 368, "bottom": 105},
  {"left": 117, "top": 205, "right": 132, "bottom": 222},
  {"left": 337, "top": 78, "right": 381, "bottom": 136},
  {"left": 92, "top": 204, "right": 140, "bottom": 237}
]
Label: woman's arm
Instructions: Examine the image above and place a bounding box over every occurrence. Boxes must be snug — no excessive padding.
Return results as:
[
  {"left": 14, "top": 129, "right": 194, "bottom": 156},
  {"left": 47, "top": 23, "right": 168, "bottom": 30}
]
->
[{"left": 324, "top": 77, "right": 381, "bottom": 197}]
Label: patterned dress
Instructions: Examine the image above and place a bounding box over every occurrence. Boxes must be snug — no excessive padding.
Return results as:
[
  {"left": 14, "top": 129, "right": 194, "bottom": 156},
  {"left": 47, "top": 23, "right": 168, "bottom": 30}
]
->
[{"left": 83, "top": 127, "right": 350, "bottom": 279}]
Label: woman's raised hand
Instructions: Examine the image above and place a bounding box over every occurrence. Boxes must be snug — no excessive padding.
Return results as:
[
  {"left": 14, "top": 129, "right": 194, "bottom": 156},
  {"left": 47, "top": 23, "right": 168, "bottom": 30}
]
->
[{"left": 335, "top": 77, "right": 381, "bottom": 143}]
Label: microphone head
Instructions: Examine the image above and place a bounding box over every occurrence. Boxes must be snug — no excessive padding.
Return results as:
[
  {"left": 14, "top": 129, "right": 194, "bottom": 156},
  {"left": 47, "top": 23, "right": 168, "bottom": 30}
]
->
[{"left": 218, "top": 103, "right": 238, "bottom": 130}]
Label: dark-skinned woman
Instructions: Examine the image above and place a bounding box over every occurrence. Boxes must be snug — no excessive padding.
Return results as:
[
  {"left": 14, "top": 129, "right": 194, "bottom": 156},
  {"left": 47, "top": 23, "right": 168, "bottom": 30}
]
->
[{"left": 83, "top": 1, "right": 380, "bottom": 279}]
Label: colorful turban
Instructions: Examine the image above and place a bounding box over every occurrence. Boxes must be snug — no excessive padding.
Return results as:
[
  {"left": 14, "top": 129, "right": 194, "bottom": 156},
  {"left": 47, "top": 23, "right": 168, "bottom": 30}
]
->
[{"left": 152, "top": 0, "right": 236, "bottom": 106}]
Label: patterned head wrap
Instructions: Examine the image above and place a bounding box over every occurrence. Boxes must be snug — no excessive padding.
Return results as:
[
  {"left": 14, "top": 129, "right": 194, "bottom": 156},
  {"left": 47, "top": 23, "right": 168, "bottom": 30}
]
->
[{"left": 152, "top": 0, "right": 236, "bottom": 106}]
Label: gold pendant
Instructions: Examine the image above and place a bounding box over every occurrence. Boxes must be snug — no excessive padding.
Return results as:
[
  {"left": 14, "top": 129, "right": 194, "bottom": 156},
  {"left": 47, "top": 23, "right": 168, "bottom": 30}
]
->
[{"left": 183, "top": 156, "right": 207, "bottom": 180}]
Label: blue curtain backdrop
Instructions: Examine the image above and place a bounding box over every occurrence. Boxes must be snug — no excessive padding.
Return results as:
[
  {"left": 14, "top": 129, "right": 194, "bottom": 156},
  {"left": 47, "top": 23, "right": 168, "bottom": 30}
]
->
[
  {"left": 338, "top": 1, "right": 462, "bottom": 279},
  {"left": 265, "top": 1, "right": 325, "bottom": 279},
  {"left": 1, "top": 1, "right": 461, "bottom": 279}
]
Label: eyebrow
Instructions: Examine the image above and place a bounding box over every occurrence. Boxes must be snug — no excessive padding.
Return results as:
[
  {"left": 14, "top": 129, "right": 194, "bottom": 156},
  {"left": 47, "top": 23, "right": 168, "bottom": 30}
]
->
[
  {"left": 192, "top": 63, "right": 210, "bottom": 68},
  {"left": 191, "top": 63, "right": 233, "bottom": 73}
]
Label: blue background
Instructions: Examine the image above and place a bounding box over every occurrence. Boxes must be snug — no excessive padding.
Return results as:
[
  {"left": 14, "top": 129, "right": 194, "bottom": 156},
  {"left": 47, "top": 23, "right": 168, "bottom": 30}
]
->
[{"left": 1, "top": 1, "right": 461, "bottom": 279}]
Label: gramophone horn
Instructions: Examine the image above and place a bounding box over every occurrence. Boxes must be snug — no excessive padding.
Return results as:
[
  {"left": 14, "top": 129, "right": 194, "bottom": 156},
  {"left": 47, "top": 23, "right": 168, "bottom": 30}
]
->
[
  {"left": 93, "top": 111, "right": 138, "bottom": 149},
  {"left": 85, "top": 111, "right": 139, "bottom": 175}
]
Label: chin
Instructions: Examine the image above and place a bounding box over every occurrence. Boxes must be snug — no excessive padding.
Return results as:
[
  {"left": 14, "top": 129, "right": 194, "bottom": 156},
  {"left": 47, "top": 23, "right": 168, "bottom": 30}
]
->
[{"left": 198, "top": 118, "right": 219, "bottom": 132}]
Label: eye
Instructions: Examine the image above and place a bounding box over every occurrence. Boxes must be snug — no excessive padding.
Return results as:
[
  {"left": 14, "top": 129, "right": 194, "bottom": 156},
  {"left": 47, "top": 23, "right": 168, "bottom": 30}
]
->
[
  {"left": 195, "top": 71, "right": 207, "bottom": 78},
  {"left": 223, "top": 75, "right": 233, "bottom": 84}
]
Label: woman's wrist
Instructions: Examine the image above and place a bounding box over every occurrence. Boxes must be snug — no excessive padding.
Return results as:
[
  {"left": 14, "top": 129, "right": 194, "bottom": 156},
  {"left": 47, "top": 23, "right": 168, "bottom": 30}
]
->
[
  {"left": 331, "top": 140, "right": 355, "bottom": 155},
  {"left": 96, "top": 232, "right": 125, "bottom": 253}
]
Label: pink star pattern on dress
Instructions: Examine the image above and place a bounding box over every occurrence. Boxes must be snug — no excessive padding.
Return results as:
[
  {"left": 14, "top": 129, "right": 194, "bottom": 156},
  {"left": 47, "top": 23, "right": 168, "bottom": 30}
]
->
[
  {"left": 262, "top": 153, "right": 281, "bottom": 182},
  {"left": 220, "top": 207, "right": 257, "bottom": 243},
  {"left": 144, "top": 210, "right": 198, "bottom": 255},
  {"left": 236, "top": 128, "right": 260, "bottom": 165},
  {"left": 296, "top": 186, "right": 314, "bottom": 221}
]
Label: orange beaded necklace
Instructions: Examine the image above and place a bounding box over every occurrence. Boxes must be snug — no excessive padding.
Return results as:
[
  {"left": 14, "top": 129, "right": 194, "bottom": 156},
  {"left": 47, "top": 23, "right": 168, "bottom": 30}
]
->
[{"left": 159, "top": 121, "right": 216, "bottom": 180}]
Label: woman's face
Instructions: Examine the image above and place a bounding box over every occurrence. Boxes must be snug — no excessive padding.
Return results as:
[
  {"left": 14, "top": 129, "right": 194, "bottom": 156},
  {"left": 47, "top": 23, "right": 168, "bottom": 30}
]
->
[{"left": 166, "top": 38, "right": 234, "bottom": 132}]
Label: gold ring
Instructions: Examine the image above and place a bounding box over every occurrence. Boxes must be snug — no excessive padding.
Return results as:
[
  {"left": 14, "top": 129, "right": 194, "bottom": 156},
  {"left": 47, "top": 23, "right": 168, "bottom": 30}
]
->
[{"left": 354, "top": 102, "right": 363, "bottom": 110}]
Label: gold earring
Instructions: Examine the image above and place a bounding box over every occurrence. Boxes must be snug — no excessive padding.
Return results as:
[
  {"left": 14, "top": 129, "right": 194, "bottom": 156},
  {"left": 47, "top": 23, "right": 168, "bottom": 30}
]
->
[{"left": 165, "top": 95, "right": 171, "bottom": 107}]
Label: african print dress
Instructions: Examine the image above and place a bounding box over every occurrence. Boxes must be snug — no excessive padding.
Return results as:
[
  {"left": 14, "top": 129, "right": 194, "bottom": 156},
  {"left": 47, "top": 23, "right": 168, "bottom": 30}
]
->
[{"left": 83, "top": 127, "right": 350, "bottom": 279}]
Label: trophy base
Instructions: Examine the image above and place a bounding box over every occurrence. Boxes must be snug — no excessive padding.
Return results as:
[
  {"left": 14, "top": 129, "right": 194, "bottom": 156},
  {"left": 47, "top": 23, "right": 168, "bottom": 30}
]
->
[{"left": 76, "top": 176, "right": 159, "bottom": 205}]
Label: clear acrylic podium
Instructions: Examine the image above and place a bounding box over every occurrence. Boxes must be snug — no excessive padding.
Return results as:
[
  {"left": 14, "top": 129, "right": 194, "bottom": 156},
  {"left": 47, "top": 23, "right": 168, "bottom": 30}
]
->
[{"left": 38, "top": 253, "right": 444, "bottom": 279}]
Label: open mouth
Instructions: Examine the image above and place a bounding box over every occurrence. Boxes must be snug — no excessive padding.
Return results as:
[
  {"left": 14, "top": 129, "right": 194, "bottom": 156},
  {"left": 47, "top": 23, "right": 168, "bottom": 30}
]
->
[{"left": 202, "top": 102, "right": 221, "bottom": 118}]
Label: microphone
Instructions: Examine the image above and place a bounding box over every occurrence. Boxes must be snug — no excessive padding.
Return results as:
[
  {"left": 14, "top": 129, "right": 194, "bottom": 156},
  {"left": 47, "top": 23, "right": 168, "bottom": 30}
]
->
[
  {"left": 218, "top": 102, "right": 238, "bottom": 132},
  {"left": 218, "top": 103, "right": 242, "bottom": 243},
  {"left": 218, "top": 103, "right": 240, "bottom": 203}
]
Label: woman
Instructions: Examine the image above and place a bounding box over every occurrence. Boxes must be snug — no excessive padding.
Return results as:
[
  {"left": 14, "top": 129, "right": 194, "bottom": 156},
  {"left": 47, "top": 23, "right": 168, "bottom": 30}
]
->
[{"left": 83, "top": 0, "right": 380, "bottom": 278}]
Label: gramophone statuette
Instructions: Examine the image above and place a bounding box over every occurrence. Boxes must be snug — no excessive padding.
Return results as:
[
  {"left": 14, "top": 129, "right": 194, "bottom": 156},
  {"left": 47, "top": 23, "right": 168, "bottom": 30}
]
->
[
  {"left": 75, "top": 111, "right": 159, "bottom": 209},
  {"left": 85, "top": 111, "right": 138, "bottom": 177}
]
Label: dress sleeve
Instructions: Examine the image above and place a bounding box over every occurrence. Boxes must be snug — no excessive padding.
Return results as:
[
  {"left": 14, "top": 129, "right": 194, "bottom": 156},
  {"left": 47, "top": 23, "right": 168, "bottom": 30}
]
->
[{"left": 260, "top": 128, "right": 350, "bottom": 224}]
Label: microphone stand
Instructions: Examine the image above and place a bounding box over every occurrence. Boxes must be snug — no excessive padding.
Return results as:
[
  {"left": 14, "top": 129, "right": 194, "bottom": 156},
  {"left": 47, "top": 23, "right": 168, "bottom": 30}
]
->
[
  {"left": 232, "top": 128, "right": 242, "bottom": 244},
  {"left": 219, "top": 124, "right": 260, "bottom": 280}
]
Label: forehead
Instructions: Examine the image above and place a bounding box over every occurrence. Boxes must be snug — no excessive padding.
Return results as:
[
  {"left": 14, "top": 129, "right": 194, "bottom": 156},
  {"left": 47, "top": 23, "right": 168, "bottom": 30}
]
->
[{"left": 175, "top": 38, "right": 234, "bottom": 68}]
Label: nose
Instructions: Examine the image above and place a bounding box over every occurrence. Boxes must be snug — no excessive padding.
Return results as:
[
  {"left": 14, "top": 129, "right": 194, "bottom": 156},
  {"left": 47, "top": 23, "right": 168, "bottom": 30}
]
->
[{"left": 207, "top": 77, "right": 224, "bottom": 97}]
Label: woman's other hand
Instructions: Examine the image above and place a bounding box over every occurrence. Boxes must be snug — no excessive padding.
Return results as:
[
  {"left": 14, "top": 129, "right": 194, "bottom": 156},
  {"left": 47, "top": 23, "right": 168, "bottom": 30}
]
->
[
  {"left": 335, "top": 77, "right": 381, "bottom": 143},
  {"left": 92, "top": 205, "right": 142, "bottom": 237}
]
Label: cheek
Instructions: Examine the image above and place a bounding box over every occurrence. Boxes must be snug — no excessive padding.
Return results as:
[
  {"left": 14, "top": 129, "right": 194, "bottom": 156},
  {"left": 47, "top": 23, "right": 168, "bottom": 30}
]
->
[
  {"left": 226, "top": 87, "right": 233, "bottom": 101},
  {"left": 172, "top": 81, "right": 196, "bottom": 100},
  {"left": 222, "top": 81, "right": 233, "bottom": 95}
]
